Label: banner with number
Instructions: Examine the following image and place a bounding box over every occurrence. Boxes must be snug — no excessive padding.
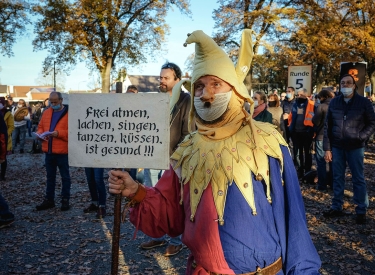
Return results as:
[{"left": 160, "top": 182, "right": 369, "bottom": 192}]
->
[{"left": 287, "top": 65, "right": 312, "bottom": 95}]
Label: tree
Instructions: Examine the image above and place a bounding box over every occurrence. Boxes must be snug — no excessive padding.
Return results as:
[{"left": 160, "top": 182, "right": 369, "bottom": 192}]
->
[
  {"left": 0, "top": 0, "right": 29, "bottom": 57},
  {"left": 32, "top": 0, "right": 190, "bottom": 93},
  {"left": 212, "top": 0, "right": 297, "bottom": 91},
  {"left": 34, "top": 68, "right": 66, "bottom": 92}
]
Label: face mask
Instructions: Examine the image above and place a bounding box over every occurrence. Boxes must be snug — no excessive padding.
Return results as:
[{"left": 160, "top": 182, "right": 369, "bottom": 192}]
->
[
  {"left": 316, "top": 99, "right": 320, "bottom": 104},
  {"left": 341, "top": 87, "right": 353, "bottom": 97},
  {"left": 194, "top": 91, "right": 232, "bottom": 122},
  {"left": 51, "top": 105, "right": 61, "bottom": 110},
  {"left": 0, "top": 103, "right": 3, "bottom": 110},
  {"left": 297, "top": 98, "right": 307, "bottom": 104},
  {"left": 253, "top": 100, "right": 259, "bottom": 108},
  {"left": 268, "top": 101, "right": 277, "bottom": 107},
  {"left": 18, "top": 104, "right": 23, "bottom": 108},
  {"left": 286, "top": 93, "right": 293, "bottom": 99}
]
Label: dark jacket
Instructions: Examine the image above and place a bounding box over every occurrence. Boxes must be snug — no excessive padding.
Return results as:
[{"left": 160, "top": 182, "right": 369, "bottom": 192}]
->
[
  {"left": 288, "top": 99, "right": 315, "bottom": 133},
  {"left": 281, "top": 98, "right": 295, "bottom": 115},
  {"left": 312, "top": 98, "right": 331, "bottom": 141},
  {"left": 170, "top": 91, "right": 193, "bottom": 156},
  {"left": 323, "top": 93, "right": 375, "bottom": 151},
  {"left": 253, "top": 109, "right": 272, "bottom": 123}
]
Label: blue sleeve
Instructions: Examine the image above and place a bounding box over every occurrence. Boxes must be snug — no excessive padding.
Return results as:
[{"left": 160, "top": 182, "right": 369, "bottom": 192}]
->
[{"left": 270, "top": 146, "right": 321, "bottom": 275}]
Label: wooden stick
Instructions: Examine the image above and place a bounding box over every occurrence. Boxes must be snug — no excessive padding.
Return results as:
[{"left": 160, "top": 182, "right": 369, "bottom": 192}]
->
[{"left": 111, "top": 193, "right": 122, "bottom": 275}]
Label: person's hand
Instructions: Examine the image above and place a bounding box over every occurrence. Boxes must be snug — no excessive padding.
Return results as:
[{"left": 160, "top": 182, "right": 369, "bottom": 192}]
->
[
  {"left": 324, "top": 151, "right": 332, "bottom": 162},
  {"left": 0, "top": 159, "right": 5, "bottom": 164},
  {"left": 108, "top": 170, "right": 139, "bottom": 197},
  {"left": 51, "top": 131, "right": 59, "bottom": 137}
]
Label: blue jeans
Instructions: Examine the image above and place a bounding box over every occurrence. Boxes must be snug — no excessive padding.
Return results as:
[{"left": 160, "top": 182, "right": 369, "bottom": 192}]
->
[
  {"left": 84, "top": 168, "right": 106, "bottom": 206},
  {"left": 331, "top": 147, "right": 368, "bottom": 214},
  {"left": 143, "top": 169, "right": 153, "bottom": 187},
  {"left": 12, "top": 124, "right": 27, "bottom": 150},
  {"left": 45, "top": 154, "right": 71, "bottom": 201},
  {"left": 315, "top": 140, "right": 332, "bottom": 190},
  {"left": 153, "top": 235, "right": 182, "bottom": 246},
  {"left": 27, "top": 120, "right": 32, "bottom": 137}
]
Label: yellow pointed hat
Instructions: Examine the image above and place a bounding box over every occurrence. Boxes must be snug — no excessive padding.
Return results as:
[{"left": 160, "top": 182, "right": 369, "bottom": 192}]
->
[{"left": 171, "top": 29, "right": 255, "bottom": 129}]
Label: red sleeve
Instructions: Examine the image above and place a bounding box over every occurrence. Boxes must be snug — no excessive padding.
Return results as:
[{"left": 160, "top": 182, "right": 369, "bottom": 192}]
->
[{"left": 129, "top": 167, "right": 185, "bottom": 238}]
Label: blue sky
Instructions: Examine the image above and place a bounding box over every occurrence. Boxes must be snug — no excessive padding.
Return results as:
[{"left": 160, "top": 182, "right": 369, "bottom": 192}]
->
[{"left": 0, "top": 0, "right": 219, "bottom": 92}]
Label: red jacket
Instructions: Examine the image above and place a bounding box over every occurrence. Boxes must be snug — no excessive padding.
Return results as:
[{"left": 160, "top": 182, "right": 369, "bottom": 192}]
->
[{"left": 37, "top": 106, "right": 69, "bottom": 154}]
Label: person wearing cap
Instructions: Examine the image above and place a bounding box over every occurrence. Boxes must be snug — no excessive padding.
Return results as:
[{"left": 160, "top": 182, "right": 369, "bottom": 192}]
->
[
  {"left": 108, "top": 30, "right": 321, "bottom": 274},
  {"left": 323, "top": 74, "right": 375, "bottom": 225}
]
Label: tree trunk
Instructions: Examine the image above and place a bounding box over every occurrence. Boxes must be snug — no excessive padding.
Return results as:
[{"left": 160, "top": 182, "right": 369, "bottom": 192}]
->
[
  {"left": 100, "top": 57, "right": 113, "bottom": 93},
  {"left": 315, "top": 63, "right": 324, "bottom": 95},
  {"left": 370, "top": 70, "right": 375, "bottom": 96}
]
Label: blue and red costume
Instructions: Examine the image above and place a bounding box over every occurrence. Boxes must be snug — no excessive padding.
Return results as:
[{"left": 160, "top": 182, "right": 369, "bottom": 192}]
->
[{"left": 129, "top": 146, "right": 321, "bottom": 275}]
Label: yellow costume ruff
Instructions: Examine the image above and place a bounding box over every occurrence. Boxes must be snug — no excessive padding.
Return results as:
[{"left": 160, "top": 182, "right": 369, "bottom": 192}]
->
[{"left": 171, "top": 119, "right": 287, "bottom": 225}]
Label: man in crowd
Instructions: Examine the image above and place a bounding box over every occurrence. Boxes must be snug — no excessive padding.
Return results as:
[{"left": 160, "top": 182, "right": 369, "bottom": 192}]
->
[
  {"left": 108, "top": 29, "right": 321, "bottom": 274},
  {"left": 323, "top": 74, "right": 375, "bottom": 224},
  {"left": 312, "top": 89, "right": 333, "bottom": 191},
  {"left": 126, "top": 85, "right": 138, "bottom": 94},
  {"left": 141, "top": 62, "right": 192, "bottom": 256},
  {"left": 281, "top": 87, "right": 295, "bottom": 144},
  {"left": 280, "top": 92, "right": 286, "bottom": 103},
  {"left": 35, "top": 92, "right": 72, "bottom": 211},
  {"left": 288, "top": 88, "right": 315, "bottom": 178},
  {"left": 11, "top": 99, "right": 30, "bottom": 154}
]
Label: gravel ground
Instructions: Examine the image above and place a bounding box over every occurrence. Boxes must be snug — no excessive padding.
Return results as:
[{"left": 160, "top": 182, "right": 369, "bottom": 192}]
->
[{"left": 0, "top": 137, "right": 374, "bottom": 274}]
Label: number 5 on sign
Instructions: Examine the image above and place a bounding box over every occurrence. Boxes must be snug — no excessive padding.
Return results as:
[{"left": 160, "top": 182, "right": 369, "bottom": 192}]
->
[{"left": 287, "top": 65, "right": 312, "bottom": 95}]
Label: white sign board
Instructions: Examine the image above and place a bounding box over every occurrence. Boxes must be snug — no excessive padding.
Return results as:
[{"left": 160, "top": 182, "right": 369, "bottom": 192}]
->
[
  {"left": 68, "top": 93, "right": 170, "bottom": 169},
  {"left": 287, "top": 65, "right": 312, "bottom": 95}
]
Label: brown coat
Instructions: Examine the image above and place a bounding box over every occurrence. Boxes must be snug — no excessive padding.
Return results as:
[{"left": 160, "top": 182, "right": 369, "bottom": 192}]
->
[{"left": 169, "top": 91, "right": 194, "bottom": 156}]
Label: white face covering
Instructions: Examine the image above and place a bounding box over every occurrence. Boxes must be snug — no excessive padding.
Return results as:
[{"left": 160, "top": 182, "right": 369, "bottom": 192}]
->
[
  {"left": 253, "top": 100, "right": 259, "bottom": 108},
  {"left": 18, "top": 104, "right": 23, "bottom": 108},
  {"left": 194, "top": 91, "right": 232, "bottom": 122},
  {"left": 0, "top": 103, "right": 3, "bottom": 110},
  {"left": 341, "top": 87, "right": 354, "bottom": 97}
]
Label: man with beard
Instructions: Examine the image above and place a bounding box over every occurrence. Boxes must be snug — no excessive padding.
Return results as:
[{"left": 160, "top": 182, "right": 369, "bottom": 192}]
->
[
  {"left": 108, "top": 30, "right": 321, "bottom": 274},
  {"left": 141, "top": 62, "right": 192, "bottom": 256}
]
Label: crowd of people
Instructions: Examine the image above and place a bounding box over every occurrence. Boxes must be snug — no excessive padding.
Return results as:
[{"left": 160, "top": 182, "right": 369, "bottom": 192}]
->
[{"left": 1, "top": 29, "right": 375, "bottom": 274}]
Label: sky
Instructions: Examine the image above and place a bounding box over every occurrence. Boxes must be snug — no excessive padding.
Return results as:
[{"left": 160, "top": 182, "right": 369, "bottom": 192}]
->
[{"left": 0, "top": 0, "right": 219, "bottom": 92}]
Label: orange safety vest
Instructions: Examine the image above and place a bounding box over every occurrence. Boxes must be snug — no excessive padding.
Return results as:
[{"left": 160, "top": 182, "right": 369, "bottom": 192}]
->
[{"left": 288, "top": 100, "right": 315, "bottom": 127}]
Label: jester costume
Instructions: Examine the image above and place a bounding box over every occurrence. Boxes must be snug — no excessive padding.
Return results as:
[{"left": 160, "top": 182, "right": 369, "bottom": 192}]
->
[{"left": 127, "top": 30, "right": 321, "bottom": 274}]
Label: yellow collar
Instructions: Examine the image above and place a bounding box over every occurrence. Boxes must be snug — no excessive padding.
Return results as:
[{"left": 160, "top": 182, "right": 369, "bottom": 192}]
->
[{"left": 171, "top": 120, "right": 287, "bottom": 225}]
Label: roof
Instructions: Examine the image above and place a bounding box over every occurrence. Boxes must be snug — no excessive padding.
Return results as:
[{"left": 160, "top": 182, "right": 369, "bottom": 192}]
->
[
  {"left": 127, "top": 75, "right": 159, "bottom": 93},
  {"left": 11, "top": 86, "right": 55, "bottom": 98}
]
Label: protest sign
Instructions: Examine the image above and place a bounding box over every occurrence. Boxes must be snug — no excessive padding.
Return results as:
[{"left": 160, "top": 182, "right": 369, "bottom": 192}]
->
[
  {"left": 287, "top": 65, "right": 312, "bottom": 95},
  {"left": 68, "top": 93, "right": 170, "bottom": 169}
]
